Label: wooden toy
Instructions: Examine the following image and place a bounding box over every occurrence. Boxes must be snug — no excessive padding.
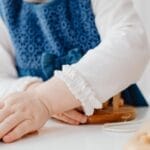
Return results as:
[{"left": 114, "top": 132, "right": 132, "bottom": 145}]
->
[
  {"left": 125, "top": 121, "right": 150, "bottom": 150},
  {"left": 87, "top": 93, "right": 136, "bottom": 124}
]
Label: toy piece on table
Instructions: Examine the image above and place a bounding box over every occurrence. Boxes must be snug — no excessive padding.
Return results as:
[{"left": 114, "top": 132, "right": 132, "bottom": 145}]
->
[
  {"left": 125, "top": 121, "right": 150, "bottom": 150},
  {"left": 87, "top": 93, "right": 136, "bottom": 124}
]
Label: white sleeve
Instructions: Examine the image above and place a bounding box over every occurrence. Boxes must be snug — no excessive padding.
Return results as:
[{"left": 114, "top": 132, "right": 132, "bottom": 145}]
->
[
  {"left": 55, "top": 0, "right": 150, "bottom": 115},
  {"left": 0, "top": 19, "right": 42, "bottom": 100}
]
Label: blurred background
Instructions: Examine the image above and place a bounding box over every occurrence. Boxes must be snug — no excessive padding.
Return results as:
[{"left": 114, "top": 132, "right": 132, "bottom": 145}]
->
[{"left": 133, "top": 0, "right": 150, "bottom": 104}]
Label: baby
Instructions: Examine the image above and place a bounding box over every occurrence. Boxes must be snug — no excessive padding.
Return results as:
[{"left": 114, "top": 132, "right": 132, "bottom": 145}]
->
[{"left": 0, "top": 0, "right": 149, "bottom": 143}]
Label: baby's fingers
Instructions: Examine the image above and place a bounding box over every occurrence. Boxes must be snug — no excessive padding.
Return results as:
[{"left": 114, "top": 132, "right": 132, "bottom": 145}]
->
[
  {"left": 3, "top": 120, "right": 33, "bottom": 143},
  {"left": 64, "top": 110, "right": 87, "bottom": 124},
  {"left": 0, "top": 107, "right": 13, "bottom": 123},
  {"left": 52, "top": 114, "right": 79, "bottom": 125},
  {"left": 0, "top": 112, "right": 23, "bottom": 139}
]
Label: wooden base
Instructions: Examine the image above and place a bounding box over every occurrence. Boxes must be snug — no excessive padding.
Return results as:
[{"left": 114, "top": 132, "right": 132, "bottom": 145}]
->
[{"left": 87, "top": 106, "right": 136, "bottom": 124}]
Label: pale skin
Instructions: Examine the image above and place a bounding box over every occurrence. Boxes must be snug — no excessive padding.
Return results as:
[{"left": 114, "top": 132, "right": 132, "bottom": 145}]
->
[
  {"left": 26, "top": 81, "right": 87, "bottom": 125},
  {"left": 0, "top": 77, "right": 87, "bottom": 143}
]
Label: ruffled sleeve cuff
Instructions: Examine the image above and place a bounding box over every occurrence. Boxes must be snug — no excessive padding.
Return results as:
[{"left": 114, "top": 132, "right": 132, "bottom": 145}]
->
[{"left": 54, "top": 65, "right": 102, "bottom": 116}]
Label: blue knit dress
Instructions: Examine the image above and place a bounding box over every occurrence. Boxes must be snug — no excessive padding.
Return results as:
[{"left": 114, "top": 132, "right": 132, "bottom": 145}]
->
[{"left": 0, "top": 0, "right": 148, "bottom": 106}]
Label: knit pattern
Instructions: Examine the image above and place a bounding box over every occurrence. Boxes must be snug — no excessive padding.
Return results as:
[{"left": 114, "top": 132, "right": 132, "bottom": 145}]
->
[{"left": 0, "top": 0, "right": 100, "bottom": 80}]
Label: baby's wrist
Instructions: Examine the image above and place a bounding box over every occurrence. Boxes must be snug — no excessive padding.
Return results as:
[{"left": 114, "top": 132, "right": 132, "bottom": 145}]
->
[
  {"left": 33, "top": 82, "right": 54, "bottom": 117},
  {"left": 25, "top": 82, "right": 53, "bottom": 118},
  {"left": 34, "top": 81, "right": 58, "bottom": 117},
  {"left": 34, "top": 77, "right": 81, "bottom": 117},
  {"left": 25, "top": 81, "right": 52, "bottom": 117}
]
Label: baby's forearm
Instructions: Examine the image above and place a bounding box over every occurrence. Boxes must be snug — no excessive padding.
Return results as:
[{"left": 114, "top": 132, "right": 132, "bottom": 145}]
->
[{"left": 34, "top": 77, "right": 81, "bottom": 116}]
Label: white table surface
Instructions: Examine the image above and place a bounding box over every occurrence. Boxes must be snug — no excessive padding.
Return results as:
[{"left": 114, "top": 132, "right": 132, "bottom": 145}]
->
[{"left": 0, "top": 108, "right": 150, "bottom": 150}]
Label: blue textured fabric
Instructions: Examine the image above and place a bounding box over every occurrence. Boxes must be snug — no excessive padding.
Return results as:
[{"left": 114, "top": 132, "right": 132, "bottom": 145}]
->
[
  {"left": 122, "top": 84, "right": 148, "bottom": 106},
  {"left": 0, "top": 0, "right": 100, "bottom": 80},
  {"left": 0, "top": 0, "right": 148, "bottom": 106}
]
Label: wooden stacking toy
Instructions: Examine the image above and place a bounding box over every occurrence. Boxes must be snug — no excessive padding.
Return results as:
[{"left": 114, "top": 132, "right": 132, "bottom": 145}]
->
[{"left": 87, "top": 93, "right": 136, "bottom": 124}]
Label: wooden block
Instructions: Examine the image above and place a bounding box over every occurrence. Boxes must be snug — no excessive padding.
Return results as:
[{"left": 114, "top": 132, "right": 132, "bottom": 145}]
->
[{"left": 87, "top": 106, "right": 136, "bottom": 124}]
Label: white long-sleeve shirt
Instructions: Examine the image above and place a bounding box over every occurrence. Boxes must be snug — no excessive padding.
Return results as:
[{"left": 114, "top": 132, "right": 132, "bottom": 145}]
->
[{"left": 0, "top": 0, "right": 149, "bottom": 115}]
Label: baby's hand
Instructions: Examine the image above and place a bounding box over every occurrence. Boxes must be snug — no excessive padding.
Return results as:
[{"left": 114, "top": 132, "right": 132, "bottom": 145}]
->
[
  {"left": 52, "top": 108, "right": 87, "bottom": 125},
  {"left": 27, "top": 82, "right": 87, "bottom": 125},
  {"left": 0, "top": 91, "right": 49, "bottom": 143}
]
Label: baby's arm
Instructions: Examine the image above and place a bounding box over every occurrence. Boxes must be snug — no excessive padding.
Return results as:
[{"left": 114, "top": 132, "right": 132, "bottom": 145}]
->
[
  {"left": 0, "top": 76, "right": 84, "bottom": 143},
  {"left": 34, "top": 77, "right": 82, "bottom": 115},
  {"left": 55, "top": 0, "right": 150, "bottom": 115},
  {"left": 0, "top": 17, "right": 86, "bottom": 126}
]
